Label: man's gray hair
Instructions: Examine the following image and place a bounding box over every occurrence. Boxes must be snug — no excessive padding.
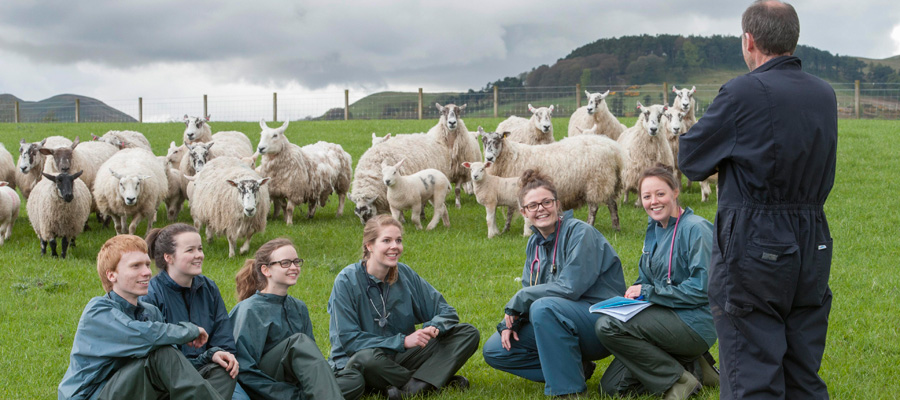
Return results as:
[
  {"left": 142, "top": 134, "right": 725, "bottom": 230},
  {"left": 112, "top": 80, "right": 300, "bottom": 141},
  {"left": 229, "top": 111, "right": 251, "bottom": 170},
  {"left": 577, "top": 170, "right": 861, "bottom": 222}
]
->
[{"left": 742, "top": 0, "right": 800, "bottom": 55}]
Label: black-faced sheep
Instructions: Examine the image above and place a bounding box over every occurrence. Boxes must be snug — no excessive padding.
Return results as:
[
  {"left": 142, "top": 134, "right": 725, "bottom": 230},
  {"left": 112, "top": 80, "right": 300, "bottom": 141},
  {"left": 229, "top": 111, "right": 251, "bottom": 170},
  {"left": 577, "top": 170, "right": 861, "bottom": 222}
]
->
[
  {"left": 568, "top": 90, "right": 627, "bottom": 140},
  {"left": 26, "top": 171, "right": 91, "bottom": 258},
  {"left": 381, "top": 159, "right": 450, "bottom": 231},
  {"left": 617, "top": 102, "right": 675, "bottom": 206},
  {"left": 496, "top": 104, "right": 556, "bottom": 145},
  {"left": 93, "top": 148, "right": 168, "bottom": 235}
]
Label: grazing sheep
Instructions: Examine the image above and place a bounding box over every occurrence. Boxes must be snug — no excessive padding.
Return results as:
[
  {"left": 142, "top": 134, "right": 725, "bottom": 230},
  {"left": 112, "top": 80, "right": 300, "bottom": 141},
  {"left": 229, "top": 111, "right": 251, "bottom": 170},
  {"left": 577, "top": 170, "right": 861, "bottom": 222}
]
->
[
  {"left": 0, "top": 181, "right": 19, "bottom": 245},
  {"left": 480, "top": 127, "right": 624, "bottom": 231},
  {"left": 16, "top": 136, "right": 73, "bottom": 199},
  {"left": 0, "top": 144, "right": 16, "bottom": 190},
  {"left": 350, "top": 103, "right": 479, "bottom": 223},
  {"left": 180, "top": 131, "right": 253, "bottom": 175},
  {"left": 568, "top": 90, "right": 627, "bottom": 140},
  {"left": 26, "top": 171, "right": 91, "bottom": 258},
  {"left": 461, "top": 161, "right": 524, "bottom": 238},
  {"left": 617, "top": 102, "right": 675, "bottom": 206},
  {"left": 93, "top": 148, "right": 168, "bottom": 235},
  {"left": 189, "top": 156, "right": 270, "bottom": 257},
  {"left": 381, "top": 159, "right": 450, "bottom": 231},
  {"left": 496, "top": 104, "right": 555, "bottom": 145},
  {"left": 92, "top": 130, "right": 152, "bottom": 152},
  {"left": 256, "top": 119, "right": 352, "bottom": 224},
  {"left": 183, "top": 114, "right": 213, "bottom": 144},
  {"left": 41, "top": 137, "right": 118, "bottom": 191},
  {"left": 371, "top": 132, "right": 403, "bottom": 146}
]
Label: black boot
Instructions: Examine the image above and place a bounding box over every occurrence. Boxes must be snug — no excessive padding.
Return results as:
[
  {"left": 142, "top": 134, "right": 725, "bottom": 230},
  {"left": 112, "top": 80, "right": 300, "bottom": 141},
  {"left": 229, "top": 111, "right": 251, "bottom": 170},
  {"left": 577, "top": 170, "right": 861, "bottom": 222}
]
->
[{"left": 398, "top": 378, "right": 435, "bottom": 398}]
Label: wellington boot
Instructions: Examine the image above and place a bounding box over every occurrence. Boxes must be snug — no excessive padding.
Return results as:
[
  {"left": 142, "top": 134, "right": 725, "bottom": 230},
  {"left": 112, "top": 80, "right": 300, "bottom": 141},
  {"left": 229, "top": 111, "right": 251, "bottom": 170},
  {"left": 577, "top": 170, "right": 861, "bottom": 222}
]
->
[
  {"left": 663, "top": 370, "right": 701, "bottom": 400},
  {"left": 698, "top": 352, "right": 720, "bottom": 387}
]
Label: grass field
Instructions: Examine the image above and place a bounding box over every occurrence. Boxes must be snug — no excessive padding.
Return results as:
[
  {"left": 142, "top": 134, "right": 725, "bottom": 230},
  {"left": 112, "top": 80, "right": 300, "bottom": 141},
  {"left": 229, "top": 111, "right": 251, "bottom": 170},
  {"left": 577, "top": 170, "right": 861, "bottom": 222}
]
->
[{"left": 0, "top": 117, "right": 896, "bottom": 399}]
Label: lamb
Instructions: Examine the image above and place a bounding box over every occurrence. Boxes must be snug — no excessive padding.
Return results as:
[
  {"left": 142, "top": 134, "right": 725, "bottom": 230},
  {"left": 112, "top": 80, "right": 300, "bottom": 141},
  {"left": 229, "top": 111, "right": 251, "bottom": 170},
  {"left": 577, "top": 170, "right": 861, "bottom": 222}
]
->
[
  {"left": 180, "top": 131, "right": 253, "bottom": 175},
  {"left": 480, "top": 126, "right": 624, "bottom": 231},
  {"left": 93, "top": 148, "right": 168, "bottom": 235},
  {"left": 568, "top": 90, "right": 627, "bottom": 140},
  {"left": 0, "top": 181, "right": 19, "bottom": 245},
  {"left": 16, "top": 136, "right": 73, "bottom": 199},
  {"left": 92, "top": 130, "right": 152, "bottom": 152},
  {"left": 41, "top": 137, "right": 118, "bottom": 191},
  {"left": 26, "top": 171, "right": 91, "bottom": 258},
  {"left": 617, "top": 102, "right": 675, "bottom": 206},
  {"left": 189, "top": 156, "right": 270, "bottom": 257},
  {"left": 496, "top": 104, "right": 555, "bottom": 145},
  {"left": 158, "top": 157, "right": 186, "bottom": 221},
  {"left": 183, "top": 115, "right": 214, "bottom": 144},
  {"left": 461, "top": 161, "right": 523, "bottom": 238},
  {"left": 381, "top": 159, "right": 450, "bottom": 230},
  {"left": 256, "top": 119, "right": 352, "bottom": 225},
  {"left": 350, "top": 103, "right": 480, "bottom": 223},
  {"left": 0, "top": 144, "right": 16, "bottom": 190},
  {"left": 165, "top": 141, "right": 187, "bottom": 167}
]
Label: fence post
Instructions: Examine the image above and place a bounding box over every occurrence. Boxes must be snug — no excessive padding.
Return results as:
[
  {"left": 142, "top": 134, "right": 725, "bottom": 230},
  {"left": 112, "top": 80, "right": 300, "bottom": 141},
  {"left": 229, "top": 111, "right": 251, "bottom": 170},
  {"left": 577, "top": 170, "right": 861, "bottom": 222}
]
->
[
  {"left": 344, "top": 90, "right": 349, "bottom": 121},
  {"left": 138, "top": 97, "right": 143, "bottom": 123},
  {"left": 663, "top": 82, "right": 668, "bottom": 106},
  {"left": 273, "top": 92, "right": 278, "bottom": 122},
  {"left": 576, "top": 84, "right": 582, "bottom": 108},
  {"left": 418, "top": 88, "right": 423, "bottom": 120},
  {"left": 854, "top": 80, "right": 860, "bottom": 119},
  {"left": 203, "top": 94, "right": 208, "bottom": 118},
  {"left": 75, "top": 98, "right": 80, "bottom": 123},
  {"left": 15, "top": 101, "right": 20, "bottom": 123},
  {"left": 493, "top": 86, "right": 499, "bottom": 118}
]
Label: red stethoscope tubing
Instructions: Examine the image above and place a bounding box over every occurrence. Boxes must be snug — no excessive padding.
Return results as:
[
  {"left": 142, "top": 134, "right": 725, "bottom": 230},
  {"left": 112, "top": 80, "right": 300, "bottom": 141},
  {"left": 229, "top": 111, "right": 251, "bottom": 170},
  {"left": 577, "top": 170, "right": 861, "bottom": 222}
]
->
[
  {"left": 666, "top": 207, "right": 683, "bottom": 285},
  {"left": 529, "top": 218, "right": 562, "bottom": 286}
]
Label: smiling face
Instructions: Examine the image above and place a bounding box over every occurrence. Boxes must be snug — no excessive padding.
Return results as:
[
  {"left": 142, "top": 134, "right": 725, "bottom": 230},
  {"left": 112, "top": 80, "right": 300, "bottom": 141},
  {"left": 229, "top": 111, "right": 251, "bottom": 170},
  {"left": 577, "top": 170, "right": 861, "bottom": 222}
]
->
[
  {"left": 262, "top": 245, "right": 301, "bottom": 291},
  {"left": 641, "top": 176, "right": 680, "bottom": 227},
  {"left": 366, "top": 225, "right": 403, "bottom": 271},
  {"left": 520, "top": 187, "right": 559, "bottom": 237},
  {"left": 166, "top": 232, "right": 204, "bottom": 285},
  {"left": 108, "top": 251, "right": 153, "bottom": 305}
]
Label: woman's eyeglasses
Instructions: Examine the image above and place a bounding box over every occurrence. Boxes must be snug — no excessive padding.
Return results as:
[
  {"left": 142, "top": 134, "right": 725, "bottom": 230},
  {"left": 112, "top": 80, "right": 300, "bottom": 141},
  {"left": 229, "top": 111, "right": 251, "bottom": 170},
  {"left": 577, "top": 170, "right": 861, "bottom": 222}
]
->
[
  {"left": 270, "top": 258, "right": 303, "bottom": 268},
  {"left": 522, "top": 198, "right": 556, "bottom": 212}
]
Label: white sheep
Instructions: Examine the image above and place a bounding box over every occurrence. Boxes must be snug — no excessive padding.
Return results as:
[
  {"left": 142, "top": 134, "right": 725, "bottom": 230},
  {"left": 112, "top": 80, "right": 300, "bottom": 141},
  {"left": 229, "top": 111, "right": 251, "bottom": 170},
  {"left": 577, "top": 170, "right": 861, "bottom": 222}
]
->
[
  {"left": 426, "top": 103, "right": 482, "bottom": 206},
  {"left": 0, "top": 144, "right": 16, "bottom": 191},
  {"left": 461, "top": 161, "right": 524, "bottom": 238},
  {"left": 183, "top": 114, "right": 213, "bottom": 144},
  {"left": 16, "top": 136, "right": 73, "bottom": 199},
  {"left": 568, "top": 90, "right": 627, "bottom": 140},
  {"left": 180, "top": 131, "right": 253, "bottom": 175},
  {"left": 496, "top": 104, "right": 555, "bottom": 145},
  {"left": 166, "top": 141, "right": 187, "bottom": 167},
  {"left": 189, "top": 156, "right": 270, "bottom": 257},
  {"left": 157, "top": 156, "right": 187, "bottom": 222},
  {"left": 41, "top": 137, "right": 119, "bottom": 191},
  {"left": 0, "top": 181, "right": 20, "bottom": 245},
  {"left": 480, "top": 127, "right": 624, "bottom": 231},
  {"left": 671, "top": 86, "right": 697, "bottom": 133},
  {"left": 92, "top": 130, "right": 152, "bottom": 152},
  {"left": 371, "top": 132, "right": 402, "bottom": 146},
  {"left": 256, "top": 119, "right": 352, "bottom": 225},
  {"left": 617, "top": 102, "right": 675, "bottom": 206},
  {"left": 26, "top": 171, "right": 91, "bottom": 258},
  {"left": 381, "top": 159, "right": 450, "bottom": 231},
  {"left": 662, "top": 108, "right": 687, "bottom": 184},
  {"left": 93, "top": 148, "right": 168, "bottom": 235}
]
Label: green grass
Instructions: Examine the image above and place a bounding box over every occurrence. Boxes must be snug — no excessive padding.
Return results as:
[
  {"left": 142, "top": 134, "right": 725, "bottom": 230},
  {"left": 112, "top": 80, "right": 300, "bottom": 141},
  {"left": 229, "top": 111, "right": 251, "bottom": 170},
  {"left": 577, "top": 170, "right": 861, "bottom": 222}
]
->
[{"left": 0, "top": 117, "right": 896, "bottom": 399}]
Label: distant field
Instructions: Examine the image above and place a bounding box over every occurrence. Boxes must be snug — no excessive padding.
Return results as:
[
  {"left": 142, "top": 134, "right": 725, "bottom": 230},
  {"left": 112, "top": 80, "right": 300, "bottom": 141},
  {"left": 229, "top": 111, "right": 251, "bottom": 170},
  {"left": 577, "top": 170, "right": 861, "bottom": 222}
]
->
[{"left": 0, "top": 118, "right": 896, "bottom": 399}]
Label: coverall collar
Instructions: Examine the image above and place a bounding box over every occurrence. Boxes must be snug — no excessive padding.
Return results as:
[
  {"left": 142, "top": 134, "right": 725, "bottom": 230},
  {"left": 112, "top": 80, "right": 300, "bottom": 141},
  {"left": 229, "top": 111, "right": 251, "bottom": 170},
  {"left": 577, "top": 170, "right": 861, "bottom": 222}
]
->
[
  {"left": 751, "top": 55, "right": 801, "bottom": 74},
  {"left": 530, "top": 209, "right": 574, "bottom": 244},
  {"left": 156, "top": 269, "right": 205, "bottom": 292}
]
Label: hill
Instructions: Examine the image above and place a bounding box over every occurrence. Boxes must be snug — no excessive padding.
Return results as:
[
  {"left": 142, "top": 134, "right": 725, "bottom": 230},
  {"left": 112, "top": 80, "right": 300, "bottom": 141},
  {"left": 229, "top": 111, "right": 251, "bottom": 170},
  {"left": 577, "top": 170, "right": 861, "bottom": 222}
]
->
[{"left": 0, "top": 94, "right": 136, "bottom": 123}]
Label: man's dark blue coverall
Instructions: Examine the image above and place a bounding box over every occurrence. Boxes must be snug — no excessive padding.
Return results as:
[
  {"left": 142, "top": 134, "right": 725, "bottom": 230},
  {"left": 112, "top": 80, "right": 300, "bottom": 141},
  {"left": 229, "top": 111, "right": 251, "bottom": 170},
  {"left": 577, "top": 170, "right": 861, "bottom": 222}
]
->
[{"left": 679, "top": 55, "right": 837, "bottom": 399}]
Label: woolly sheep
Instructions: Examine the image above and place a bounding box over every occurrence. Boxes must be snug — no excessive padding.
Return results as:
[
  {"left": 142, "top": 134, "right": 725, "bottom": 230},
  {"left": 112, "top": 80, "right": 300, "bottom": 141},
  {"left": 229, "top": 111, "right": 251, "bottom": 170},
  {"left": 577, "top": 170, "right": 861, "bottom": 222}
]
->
[
  {"left": 662, "top": 108, "right": 687, "bottom": 184},
  {"left": 92, "top": 130, "right": 152, "bottom": 152},
  {"left": 480, "top": 127, "right": 624, "bottom": 231},
  {"left": 381, "top": 159, "right": 450, "bottom": 231},
  {"left": 496, "top": 104, "right": 555, "bottom": 145},
  {"left": 166, "top": 141, "right": 187, "bottom": 167},
  {"left": 461, "top": 161, "right": 524, "bottom": 238},
  {"left": 617, "top": 102, "right": 675, "bottom": 206},
  {"left": 0, "top": 181, "right": 19, "bottom": 245},
  {"left": 158, "top": 155, "right": 187, "bottom": 222},
  {"left": 180, "top": 131, "right": 253, "bottom": 176},
  {"left": 568, "top": 90, "right": 627, "bottom": 140},
  {"left": 671, "top": 85, "right": 697, "bottom": 133},
  {"left": 26, "top": 171, "right": 91, "bottom": 258},
  {"left": 0, "top": 144, "right": 16, "bottom": 191},
  {"left": 256, "top": 119, "right": 352, "bottom": 225},
  {"left": 183, "top": 114, "right": 213, "bottom": 144},
  {"left": 41, "top": 137, "right": 119, "bottom": 191},
  {"left": 426, "top": 103, "right": 481, "bottom": 206},
  {"left": 189, "top": 156, "right": 270, "bottom": 257},
  {"left": 93, "top": 148, "right": 168, "bottom": 235},
  {"left": 16, "top": 136, "right": 73, "bottom": 199}
]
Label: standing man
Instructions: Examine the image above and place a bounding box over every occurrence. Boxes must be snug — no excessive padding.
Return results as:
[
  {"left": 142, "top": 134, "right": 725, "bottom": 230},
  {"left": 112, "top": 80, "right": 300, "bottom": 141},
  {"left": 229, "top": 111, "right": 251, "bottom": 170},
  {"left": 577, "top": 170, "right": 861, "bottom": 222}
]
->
[{"left": 678, "top": 1, "right": 837, "bottom": 399}]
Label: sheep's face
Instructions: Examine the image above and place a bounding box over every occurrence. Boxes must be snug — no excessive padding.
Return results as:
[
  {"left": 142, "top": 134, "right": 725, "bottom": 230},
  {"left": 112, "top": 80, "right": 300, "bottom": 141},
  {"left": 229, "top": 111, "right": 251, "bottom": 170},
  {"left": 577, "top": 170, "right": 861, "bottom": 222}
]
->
[
  {"left": 381, "top": 162, "right": 401, "bottom": 187},
  {"left": 114, "top": 173, "right": 148, "bottom": 206},
  {"left": 45, "top": 138, "right": 79, "bottom": 174},
  {"left": 44, "top": 171, "right": 82, "bottom": 203},
  {"left": 665, "top": 110, "right": 685, "bottom": 138},
  {"left": 638, "top": 104, "right": 667, "bottom": 137},
  {"left": 586, "top": 90, "right": 610, "bottom": 115},
  {"left": 479, "top": 130, "right": 509, "bottom": 163},
  {"left": 437, "top": 103, "right": 466, "bottom": 131},
  {"left": 166, "top": 142, "right": 186, "bottom": 166},
  {"left": 528, "top": 105, "right": 554, "bottom": 133},
  {"left": 228, "top": 178, "right": 269, "bottom": 217},
  {"left": 465, "top": 161, "right": 487, "bottom": 182},
  {"left": 188, "top": 142, "right": 213, "bottom": 173},
  {"left": 351, "top": 194, "right": 377, "bottom": 224},
  {"left": 673, "top": 86, "right": 695, "bottom": 112},
  {"left": 257, "top": 120, "right": 289, "bottom": 155},
  {"left": 183, "top": 115, "right": 209, "bottom": 143},
  {"left": 17, "top": 141, "right": 41, "bottom": 173}
]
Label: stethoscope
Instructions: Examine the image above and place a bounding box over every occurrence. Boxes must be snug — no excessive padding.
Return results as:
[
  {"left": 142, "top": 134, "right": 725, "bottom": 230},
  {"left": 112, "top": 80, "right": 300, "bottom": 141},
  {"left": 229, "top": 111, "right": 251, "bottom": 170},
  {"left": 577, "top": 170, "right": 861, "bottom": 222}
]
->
[
  {"left": 359, "top": 262, "right": 391, "bottom": 328},
  {"left": 529, "top": 217, "right": 562, "bottom": 286},
  {"left": 665, "top": 207, "right": 683, "bottom": 285}
]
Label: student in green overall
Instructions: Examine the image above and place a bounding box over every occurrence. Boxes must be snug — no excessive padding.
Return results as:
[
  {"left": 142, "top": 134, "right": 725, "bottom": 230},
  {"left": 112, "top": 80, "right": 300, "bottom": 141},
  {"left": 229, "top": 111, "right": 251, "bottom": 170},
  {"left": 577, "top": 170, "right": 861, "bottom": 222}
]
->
[
  {"left": 328, "top": 214, "right": 480, "bottom": 399},
  {"left": 140, "top": 223, "right": 239, "bottom": 400},
  {"left": 58, "top": 234, "right": 223, "bottom": 400},
  {"left": 594, "top": 166, "right": 718, "bottom": 400},
  {"left": 229, "top": 238, "right": 365, "bottom": 400}
]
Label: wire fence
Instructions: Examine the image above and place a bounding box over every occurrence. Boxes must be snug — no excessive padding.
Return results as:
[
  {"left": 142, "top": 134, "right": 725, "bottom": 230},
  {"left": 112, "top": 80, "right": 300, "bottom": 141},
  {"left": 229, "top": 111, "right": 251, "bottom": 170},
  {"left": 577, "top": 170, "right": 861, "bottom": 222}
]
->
[{"left": 1, "top": 82, "right": 897, "bottom": 123}]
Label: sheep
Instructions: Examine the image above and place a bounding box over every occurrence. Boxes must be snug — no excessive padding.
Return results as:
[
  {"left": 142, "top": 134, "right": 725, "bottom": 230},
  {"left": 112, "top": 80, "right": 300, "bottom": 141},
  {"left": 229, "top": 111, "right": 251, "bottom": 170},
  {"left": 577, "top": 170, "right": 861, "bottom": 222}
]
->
[
  {"left": 256, "top": 119, "right": 352, "bottom": 225},
  {"left": 0, "top": 181, "right": 19, "bottom": 245},
  {"left": 180, "top": 131, "right": 253, "bottom": 176},
  {"left": 183, "top": 114, "right": 213, "bottom": 144},
  {"left": 158, "top": 157, "right": 186, "bottom": 222},
  {"left": 166, "top": 141, "right": 187, "bottom": 167},
  {"left": 93, "top": 148, "right": 168, "bottom": 235},
  {"left": 617, "top": 102, "right": 675, "bottom": 206},
  {"left": 671, "top": 85, "right": 697, "bottom": 133},
  {"left": 0, "top": 144, "right": 16, "bottom": 191},
  {"left": 189, "top": 156, "right": 270, "bottom": 257},
  {"left": 480, "top": 126, "right": 624, "bottom": 231},
  {"left": 496, "top": 104, "right": 555, "bottom": 145},
  {"left": 568, "top": 90, "right": 627, "bottom": 140},
  {"left": 41, "top": 137, "right": 118, "bottom": 191},
  {"left": 16, "top": 136, "right": 73, "bottom": 199},
  {"left": 349, "top": 103, "right": 480, "bottom": 223},
  {"left": 92, "top": 130, "right": 152, "bottom": 152},
  {"left": 661, "top": 108, "right": 687, "bottom": 184},
  {"left": 381, "top": 159, "right": 450, "bottom": 231},
  {"left": 461, "top": 161, "right": 524, "bottom": 238},
  {"left": 26, "top": 171, "right": 91, "bottom": 258}
]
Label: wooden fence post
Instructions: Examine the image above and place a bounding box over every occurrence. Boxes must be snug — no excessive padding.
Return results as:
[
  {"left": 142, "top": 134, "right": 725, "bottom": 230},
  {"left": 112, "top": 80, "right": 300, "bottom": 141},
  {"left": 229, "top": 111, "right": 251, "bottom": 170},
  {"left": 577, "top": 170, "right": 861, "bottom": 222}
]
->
[
  {"left": 344, "top": 90, "right": 349, "bottom": 121},
  {"left": 273, "top": 92, "right": 278, "bottom": 122},
  {"left": 138, "top": 97, "right": 143, "bottom": 123},
  {"left": 855, "top": 80, "right": 860, "bottom": 119},
  {"left": 576, "top": 84, "right": 582, "bottom": 108},
  {"left": 418, "top": 88, "right": 423, "bottom": 120},
  {"left": 663, "top": 82, "right": 668, "bottom": 106},
  {"left": 494, "top": 85, "right": 499, "bottom": 118},
  {"left": 203, "top": 94, "right": 208, "bottom": 118},
  {"left": 15, "top": 101, "right": 20, "bottom": 123},
  {"left": 75, "top": 98, "right": 80, "bottom": 123}
]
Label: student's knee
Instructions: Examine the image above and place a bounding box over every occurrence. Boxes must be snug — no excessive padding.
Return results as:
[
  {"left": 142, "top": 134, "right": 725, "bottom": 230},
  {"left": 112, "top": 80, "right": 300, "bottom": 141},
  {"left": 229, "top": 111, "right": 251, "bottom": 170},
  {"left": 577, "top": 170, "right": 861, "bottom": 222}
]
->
[
  {"left": 529, "top": 297, "right": 565, "bottom": 325},
  {"left": 454, "top": 323, "right": 481, "bottom": 350},
  {"left": 345, "top": 348, "right": 382, "bottom": 370},
  {"left": 147, "top": 345, "right": 183, "bottom": 363},
  {"left": 481, "top": 332, "right": 506, "bottom": 367},
  {"left": 594, "top": 314, "right": 622, "bottom": 341}
]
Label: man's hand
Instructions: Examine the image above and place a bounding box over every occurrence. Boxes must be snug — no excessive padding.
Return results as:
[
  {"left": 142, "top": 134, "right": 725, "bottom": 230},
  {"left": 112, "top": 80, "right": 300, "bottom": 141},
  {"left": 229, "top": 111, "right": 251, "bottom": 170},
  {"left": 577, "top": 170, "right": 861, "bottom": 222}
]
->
[
  {"left": 501, "top": 329, "right": 519, "bottom": 351},
  {"left": 403, "top": 329, "right": 434, "bottom": 349},
  {"left": 212, "top": 351, "right": 239, "bottom": 379},
  {"left": 188, "top": 327, "right": 209, "bottom": 348},
  {"left": 504, "top": 314, "right": 519, "bottom": 329}
]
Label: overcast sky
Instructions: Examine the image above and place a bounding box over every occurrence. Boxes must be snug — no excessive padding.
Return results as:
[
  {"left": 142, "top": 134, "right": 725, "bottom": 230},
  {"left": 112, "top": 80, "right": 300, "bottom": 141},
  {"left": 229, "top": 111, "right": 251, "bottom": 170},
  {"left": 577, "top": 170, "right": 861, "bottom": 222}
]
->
[{"left": 1, "top": 1, "right": 898, "bottom": 120}]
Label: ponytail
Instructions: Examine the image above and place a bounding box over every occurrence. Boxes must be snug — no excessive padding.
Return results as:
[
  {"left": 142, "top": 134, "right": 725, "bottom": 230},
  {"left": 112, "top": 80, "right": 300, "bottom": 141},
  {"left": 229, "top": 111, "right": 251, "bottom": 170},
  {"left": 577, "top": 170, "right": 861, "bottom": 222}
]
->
[{"left": 235, "top": 238, "right": 294, "bottom": 301}]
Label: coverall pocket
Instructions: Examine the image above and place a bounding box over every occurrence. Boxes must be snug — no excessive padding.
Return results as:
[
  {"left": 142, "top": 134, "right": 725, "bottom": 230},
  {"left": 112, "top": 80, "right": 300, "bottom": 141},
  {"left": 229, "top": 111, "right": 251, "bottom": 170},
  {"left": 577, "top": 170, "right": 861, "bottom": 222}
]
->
[
  {"left": 726, "top": 241, "right": 799, "bottom": 316},
  {"left": 796, "top": 239, "right": 833, "bottom": 307}
]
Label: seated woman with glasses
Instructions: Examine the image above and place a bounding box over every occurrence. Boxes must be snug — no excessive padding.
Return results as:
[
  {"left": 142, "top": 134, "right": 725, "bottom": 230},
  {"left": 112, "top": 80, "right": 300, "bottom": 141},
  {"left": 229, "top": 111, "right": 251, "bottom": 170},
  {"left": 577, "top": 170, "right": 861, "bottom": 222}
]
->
[
  {"left": 482, "top": 169, "right": 626, "bottom": 398},
  {"left": 327, "top": 214, "right": 479, "bottom": 400},
  {"left": 229, "top": 238, "right": 365, "bottom": 400}
]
